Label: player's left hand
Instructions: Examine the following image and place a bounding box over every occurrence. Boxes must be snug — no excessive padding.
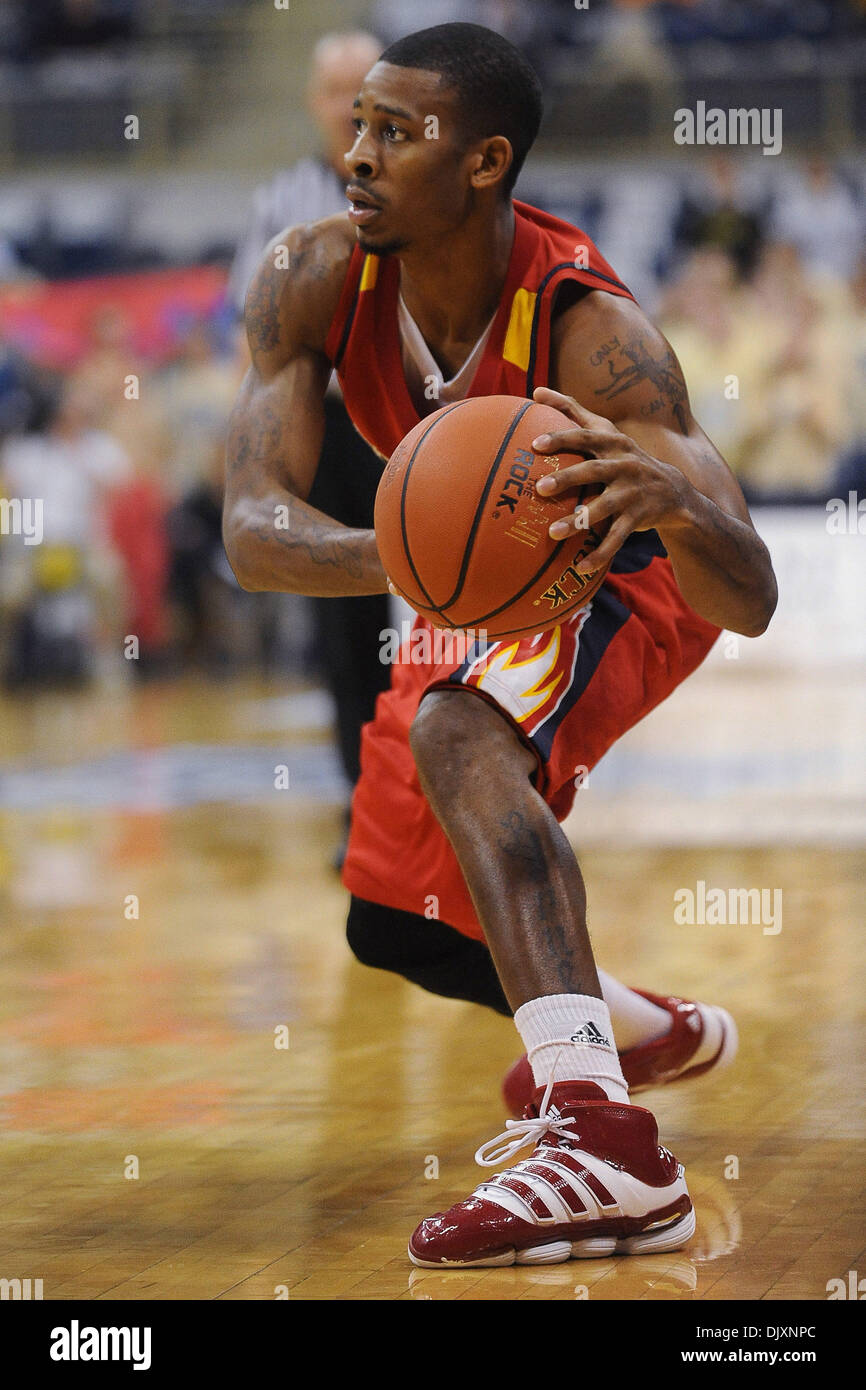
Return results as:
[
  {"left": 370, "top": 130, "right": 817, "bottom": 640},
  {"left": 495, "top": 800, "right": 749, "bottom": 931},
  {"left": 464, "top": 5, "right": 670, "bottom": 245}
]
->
[{"left": 530, "top": 387, "right": 691, "bottom": 572}]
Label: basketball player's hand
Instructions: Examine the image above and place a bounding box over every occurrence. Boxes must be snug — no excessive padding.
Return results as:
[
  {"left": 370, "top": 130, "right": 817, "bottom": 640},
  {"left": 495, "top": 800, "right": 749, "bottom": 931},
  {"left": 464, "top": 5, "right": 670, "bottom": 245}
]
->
[{"left": 529, "top": 387, "right": 691, "bottom": 573}]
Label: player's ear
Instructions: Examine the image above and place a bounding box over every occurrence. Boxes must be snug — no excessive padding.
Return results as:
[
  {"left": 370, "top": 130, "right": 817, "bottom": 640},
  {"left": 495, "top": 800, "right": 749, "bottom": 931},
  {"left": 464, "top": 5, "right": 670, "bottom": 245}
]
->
[{"left": 470, "top": 136, "right": 513, "bottom": 193}]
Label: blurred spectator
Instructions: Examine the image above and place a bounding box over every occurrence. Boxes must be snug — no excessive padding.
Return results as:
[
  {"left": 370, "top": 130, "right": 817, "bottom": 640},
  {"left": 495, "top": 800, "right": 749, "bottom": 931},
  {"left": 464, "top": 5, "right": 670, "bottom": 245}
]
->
[
  {"left": 106, "top": 465, "right": 171, "bottom": 679},
  {"left": 14, "top": 0, "right": 138, "bottom": 59},
  {"left": 0, "top": 335, "right": 57, "bottom": 442},
  {"left": 0, "top": 233, "right": 29, "bottom": 282},
  {"left": 166, "top": 432, "right": 226, "bottom": 671},
  {"left": 166, "top": 428, "right": 282, "bottom": 675},
  {"left": 152, "top": 319, "right": 245, "bottom": 495},
  {"left": 585, "top": 0, "right": 674, "bottom": 79},
  {"left": 733, "top": 243, "right": 852, "bottom": 500},
  {"left": 70, "top": 305, "right": 141, "bottom": 423},
  {"left": 830, "top": 252, "right": 866, "bottom": 498},
  {"left": 69, "top": 307, "right": 175, "bottom": 584},
  {"left": 0, "top": 380, "right": 130, "bottom": 687},
  {"left": 661, "top": 237, "right": 855, "bottom": 501},
  {"left": 671, "top": 153, "right": 770, "bottom": 281},
  {"left": 660, "top": 247, "right": 769, "bottom": 470},
  {"left": 770, "top": 157, "right": 864, "bottom": 285},
  {"left": 847, "top": 254, "right": 866, "bottom": 445},
  {"left": 373, "top": 0, "right": 546, "bottom": 53}
]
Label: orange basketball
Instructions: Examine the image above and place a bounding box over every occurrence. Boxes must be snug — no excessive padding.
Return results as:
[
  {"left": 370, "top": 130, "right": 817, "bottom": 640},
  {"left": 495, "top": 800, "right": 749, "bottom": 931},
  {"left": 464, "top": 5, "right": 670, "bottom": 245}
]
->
[{"left": 374, "top": 395, "right": 611, "bottom": 639}]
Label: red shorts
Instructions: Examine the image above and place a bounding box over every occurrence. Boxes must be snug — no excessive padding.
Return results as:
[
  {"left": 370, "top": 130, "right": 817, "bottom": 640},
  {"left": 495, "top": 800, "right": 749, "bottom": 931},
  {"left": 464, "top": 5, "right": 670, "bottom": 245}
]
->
[{"left": 342, "top": 536, "right": 720, "bottom": 943}]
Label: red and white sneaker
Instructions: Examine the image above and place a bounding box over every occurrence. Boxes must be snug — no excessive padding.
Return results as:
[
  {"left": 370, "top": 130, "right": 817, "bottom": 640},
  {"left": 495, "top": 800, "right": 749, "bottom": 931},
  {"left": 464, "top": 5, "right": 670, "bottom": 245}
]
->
[
  {"left": 502, "top": 991, "right": 737, "bottom": 1117},
  {"left": 408, "top": 1080, "right": 694, "bottom": 1268}
]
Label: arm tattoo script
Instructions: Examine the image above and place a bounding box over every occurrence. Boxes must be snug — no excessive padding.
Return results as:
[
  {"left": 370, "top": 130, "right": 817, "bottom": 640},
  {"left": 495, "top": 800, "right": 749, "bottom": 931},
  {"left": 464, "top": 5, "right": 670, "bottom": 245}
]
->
[{"left": 591, "top": 335, "right": 690, "bottom": 434}]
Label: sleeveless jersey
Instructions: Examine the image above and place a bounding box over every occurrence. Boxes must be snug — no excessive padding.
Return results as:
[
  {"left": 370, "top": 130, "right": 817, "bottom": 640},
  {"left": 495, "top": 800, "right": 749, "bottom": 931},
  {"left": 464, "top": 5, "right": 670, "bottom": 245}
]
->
[
  {"left": 333, "top": 202, "right": 723, "bottom": 940},
  {"left": 324, "top": 199, "right": 635, "bottom": 461}
]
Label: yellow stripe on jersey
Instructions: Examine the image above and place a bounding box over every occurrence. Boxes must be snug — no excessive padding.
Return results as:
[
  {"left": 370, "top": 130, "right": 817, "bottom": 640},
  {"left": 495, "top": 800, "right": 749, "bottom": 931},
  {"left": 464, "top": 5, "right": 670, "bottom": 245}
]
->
[
  {"left": 502, "top": 287, "right": 537, "bottom": 372},
  {"left": 359, "top": 256, "right": 379, "bottom": 292}
]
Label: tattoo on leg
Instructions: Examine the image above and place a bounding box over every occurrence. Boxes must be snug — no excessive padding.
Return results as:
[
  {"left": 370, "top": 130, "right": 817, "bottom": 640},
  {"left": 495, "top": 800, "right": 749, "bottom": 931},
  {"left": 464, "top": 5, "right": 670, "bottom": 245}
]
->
[{"left": 495, "top": 810, "right": 581, "bottom": 982}]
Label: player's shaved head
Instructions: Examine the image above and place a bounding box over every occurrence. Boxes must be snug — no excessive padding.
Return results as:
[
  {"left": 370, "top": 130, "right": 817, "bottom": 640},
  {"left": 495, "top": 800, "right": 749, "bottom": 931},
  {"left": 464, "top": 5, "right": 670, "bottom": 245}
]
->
[{"left": 379, "top": 23, "right": 543, "bottom": 197}]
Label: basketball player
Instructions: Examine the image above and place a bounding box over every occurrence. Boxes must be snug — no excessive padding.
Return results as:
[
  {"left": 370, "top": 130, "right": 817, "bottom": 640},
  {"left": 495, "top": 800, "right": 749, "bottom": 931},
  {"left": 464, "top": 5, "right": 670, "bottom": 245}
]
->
[{"left": 224, "top": 24, "right": 778, "bottom": 1267}]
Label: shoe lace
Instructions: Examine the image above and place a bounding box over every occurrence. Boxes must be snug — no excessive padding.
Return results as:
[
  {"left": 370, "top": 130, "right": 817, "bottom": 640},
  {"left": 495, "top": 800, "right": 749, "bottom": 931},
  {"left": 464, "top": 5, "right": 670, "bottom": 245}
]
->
[{"left": 475, "top": 1059, "right": 577, "bottom": 1169}]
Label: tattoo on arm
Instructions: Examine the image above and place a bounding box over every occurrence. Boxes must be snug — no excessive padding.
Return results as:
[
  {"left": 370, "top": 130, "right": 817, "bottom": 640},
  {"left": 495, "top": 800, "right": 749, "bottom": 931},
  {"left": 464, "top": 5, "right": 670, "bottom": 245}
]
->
[
  {"left": 226, "top": 405, "right": 370, "bottom": 584},
  {"left": 249, "top": 518, "right": 367, "bottom": 579},
  {"left": 226, "top": 405, "right": 282, "bottom": 484},
  {"left": 245, "top": 236, "right": 333, "bottom": 360},
  {"left": 245, "top": 264, "right": 285, "bottom": 356},
  {"left": 592, "top": 335, "right": 690, "bottom": 434}
]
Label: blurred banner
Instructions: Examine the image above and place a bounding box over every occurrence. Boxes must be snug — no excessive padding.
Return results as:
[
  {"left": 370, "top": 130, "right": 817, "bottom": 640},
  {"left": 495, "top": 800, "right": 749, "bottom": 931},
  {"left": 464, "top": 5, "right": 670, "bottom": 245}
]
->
[{"left": 0, "top": 266, "right": 228, "bottom": 368}]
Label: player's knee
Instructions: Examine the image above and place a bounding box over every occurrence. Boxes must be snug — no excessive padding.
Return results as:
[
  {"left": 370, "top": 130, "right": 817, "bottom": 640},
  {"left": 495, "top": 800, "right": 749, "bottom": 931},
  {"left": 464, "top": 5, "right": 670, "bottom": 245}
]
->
[
  {"left": 410, "top": 689, "right": 536, "bottom": 798},
  {"left": 409, "top": 690, "right": 487, "bottom": 787}
]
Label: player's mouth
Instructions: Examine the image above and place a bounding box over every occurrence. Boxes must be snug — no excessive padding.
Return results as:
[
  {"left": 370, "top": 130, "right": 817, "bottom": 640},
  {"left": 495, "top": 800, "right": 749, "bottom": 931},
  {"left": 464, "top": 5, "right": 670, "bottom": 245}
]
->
[{"left": 346, "top": 186, "right": 384, "bottom": 225}]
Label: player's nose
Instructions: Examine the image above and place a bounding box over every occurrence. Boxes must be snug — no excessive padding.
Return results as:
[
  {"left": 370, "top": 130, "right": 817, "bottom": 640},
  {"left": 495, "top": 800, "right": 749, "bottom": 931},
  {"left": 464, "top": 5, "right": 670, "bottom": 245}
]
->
[{"left": 344, "top": 129, "right": 379, "bottom": 179}]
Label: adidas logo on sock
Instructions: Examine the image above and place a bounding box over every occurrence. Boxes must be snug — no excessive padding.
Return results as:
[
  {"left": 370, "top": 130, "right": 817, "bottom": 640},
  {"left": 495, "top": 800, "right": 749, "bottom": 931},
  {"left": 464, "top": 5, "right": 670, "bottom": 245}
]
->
[{"left": 570, "top": 1021, "right": 612, "bottom": 1048}]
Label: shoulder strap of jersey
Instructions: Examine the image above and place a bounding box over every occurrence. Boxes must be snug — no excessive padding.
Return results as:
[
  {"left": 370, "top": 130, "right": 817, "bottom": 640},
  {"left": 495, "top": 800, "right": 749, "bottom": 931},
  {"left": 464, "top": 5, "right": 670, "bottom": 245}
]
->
[
  {"left": 510, "top": 202, "right": 636, "bottom": 395},
  {"left": 324, "top": 243, "right": 374, "bottom": 368}
]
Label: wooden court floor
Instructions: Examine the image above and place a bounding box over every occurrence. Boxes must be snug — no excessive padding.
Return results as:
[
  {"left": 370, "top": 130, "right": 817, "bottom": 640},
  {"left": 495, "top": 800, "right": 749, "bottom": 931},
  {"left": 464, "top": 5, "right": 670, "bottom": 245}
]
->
[{"left": 0, "top": 672, "right": 863, "bottom": 1301}]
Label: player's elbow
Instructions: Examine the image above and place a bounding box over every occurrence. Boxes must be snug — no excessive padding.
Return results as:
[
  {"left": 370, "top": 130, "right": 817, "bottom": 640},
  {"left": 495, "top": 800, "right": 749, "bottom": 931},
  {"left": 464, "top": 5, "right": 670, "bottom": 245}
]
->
[
  {"left": 739, "top": 574, "right": 779, "bottom": 638},
  {"left": 230, "top": 558, "right": 263, "bottom": 594},
  {"left": 222, "top": 506, "right": 264, "bottom": 592},
  {"left": 742, "top": 613, "right": 772, "bottom": 640}
]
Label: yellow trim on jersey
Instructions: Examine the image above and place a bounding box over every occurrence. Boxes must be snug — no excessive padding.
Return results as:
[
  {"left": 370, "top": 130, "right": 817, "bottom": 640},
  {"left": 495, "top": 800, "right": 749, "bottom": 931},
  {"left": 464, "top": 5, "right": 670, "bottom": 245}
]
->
[
  {"left": 502, "top": 287, "right": 537, "bottom": 372},
  {"left": 359, "top": 256, "right": 380, "bottom": 293}
]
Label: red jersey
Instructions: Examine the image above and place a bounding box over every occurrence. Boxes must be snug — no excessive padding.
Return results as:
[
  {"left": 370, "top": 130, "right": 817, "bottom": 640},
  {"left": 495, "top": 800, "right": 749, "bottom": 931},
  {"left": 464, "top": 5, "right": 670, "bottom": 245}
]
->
[
  {"left": 324, "top": 199, "right": 634, "bottom": 460},
  {"left": 333, "top": 200, "right": 722, "bottom": 941}
]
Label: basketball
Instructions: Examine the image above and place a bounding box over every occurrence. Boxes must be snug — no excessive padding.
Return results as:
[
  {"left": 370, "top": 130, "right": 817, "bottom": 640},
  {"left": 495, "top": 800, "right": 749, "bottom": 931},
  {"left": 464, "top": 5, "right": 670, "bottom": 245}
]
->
[{"left": 374, "top": 395, "right": 611, "bottom": 639}]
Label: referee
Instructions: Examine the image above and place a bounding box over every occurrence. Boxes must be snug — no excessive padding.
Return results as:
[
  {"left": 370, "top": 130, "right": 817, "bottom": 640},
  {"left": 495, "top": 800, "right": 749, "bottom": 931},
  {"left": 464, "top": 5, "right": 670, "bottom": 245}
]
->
[{"left": 229, "top": 31, "right": 390, "bottom": 867}]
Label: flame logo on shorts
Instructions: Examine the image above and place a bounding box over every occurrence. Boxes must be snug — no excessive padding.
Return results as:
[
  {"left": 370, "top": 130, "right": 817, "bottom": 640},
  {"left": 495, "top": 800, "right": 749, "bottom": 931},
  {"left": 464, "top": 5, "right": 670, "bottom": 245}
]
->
[{"left": 470, "top": 627, "right": 566, "bottom": 724}]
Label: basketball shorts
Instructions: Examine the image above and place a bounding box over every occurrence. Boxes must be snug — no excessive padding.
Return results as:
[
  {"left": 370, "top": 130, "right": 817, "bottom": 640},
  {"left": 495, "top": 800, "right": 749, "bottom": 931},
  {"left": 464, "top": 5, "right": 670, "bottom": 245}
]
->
[{"left": 342, "top": 535, "right": 720, "bottom": 943}]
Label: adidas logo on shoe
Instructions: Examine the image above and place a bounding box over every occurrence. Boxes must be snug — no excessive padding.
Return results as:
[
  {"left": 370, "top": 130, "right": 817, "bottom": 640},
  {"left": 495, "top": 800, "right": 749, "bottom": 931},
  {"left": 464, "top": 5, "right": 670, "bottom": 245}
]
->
[{"left": 570, "top": 1021, "right": 612, "bottom": 1048}]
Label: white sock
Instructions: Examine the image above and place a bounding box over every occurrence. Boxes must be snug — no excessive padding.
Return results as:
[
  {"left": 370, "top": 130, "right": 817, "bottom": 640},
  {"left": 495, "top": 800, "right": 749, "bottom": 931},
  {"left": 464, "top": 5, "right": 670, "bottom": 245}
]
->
[
  {"left": 514, "top": 993, "right": 629, "bottom": 1104},
  {"left": 598, "top": 971, "right": 724, "bottom": 1061},
  {"left": 597, "top": 970, "right": 671, "bottom": 1050}
]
